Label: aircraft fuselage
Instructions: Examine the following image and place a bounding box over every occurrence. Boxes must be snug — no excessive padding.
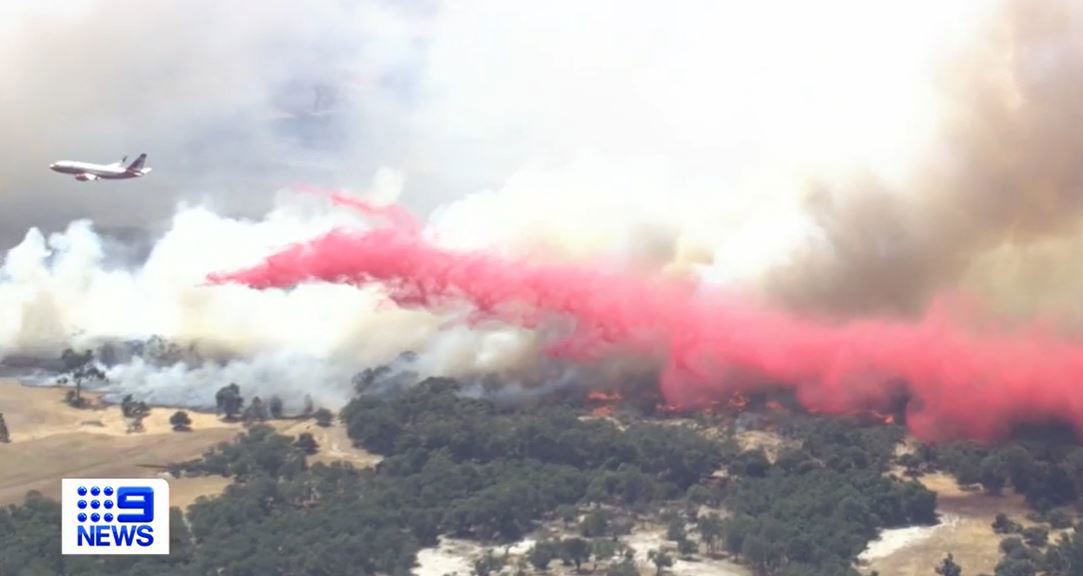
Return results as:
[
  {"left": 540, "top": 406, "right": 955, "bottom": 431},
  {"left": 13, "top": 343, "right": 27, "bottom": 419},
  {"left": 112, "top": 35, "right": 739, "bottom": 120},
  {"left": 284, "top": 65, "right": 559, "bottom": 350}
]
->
[
  {"left": 49, "top": 154, "right": 151, "bottom": 181},
  {"left": 50, "top": 162, "right": 146, "bottom": 179}
]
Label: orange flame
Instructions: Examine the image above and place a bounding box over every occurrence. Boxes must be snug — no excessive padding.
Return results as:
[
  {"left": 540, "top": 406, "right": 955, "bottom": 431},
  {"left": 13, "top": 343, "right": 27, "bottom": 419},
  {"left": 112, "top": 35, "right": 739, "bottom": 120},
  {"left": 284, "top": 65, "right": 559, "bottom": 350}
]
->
[
  {"left": 587, "top": 391, "right": 623, "bottom": 403},
  {"left": 868, "top": 410, "right": 896, "bottom": 425},
  {"left": 587, "top": 391, "right": 624, "bottom": 417}
]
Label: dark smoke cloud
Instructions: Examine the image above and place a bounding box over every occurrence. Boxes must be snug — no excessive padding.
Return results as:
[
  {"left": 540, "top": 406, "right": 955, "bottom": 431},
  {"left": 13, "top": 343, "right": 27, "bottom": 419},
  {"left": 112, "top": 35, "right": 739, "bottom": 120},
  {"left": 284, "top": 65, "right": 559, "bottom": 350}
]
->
[{"left": 766, "top": 0, "right": 1083, "bottom": 317}]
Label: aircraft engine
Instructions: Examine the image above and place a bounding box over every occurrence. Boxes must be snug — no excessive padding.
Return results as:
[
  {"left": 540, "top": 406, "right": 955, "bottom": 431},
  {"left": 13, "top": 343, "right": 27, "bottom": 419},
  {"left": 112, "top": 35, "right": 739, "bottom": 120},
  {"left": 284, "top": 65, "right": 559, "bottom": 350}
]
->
[{"left": 75, "top": 173, "right": 98, "bottom": 181}]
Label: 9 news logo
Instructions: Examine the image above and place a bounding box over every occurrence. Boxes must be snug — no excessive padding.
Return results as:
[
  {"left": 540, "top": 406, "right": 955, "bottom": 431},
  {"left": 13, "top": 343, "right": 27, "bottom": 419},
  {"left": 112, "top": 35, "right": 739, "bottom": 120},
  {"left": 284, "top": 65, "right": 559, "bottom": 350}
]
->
[{"left": 61, "top": 478, "right": 170, "bottom": 555}]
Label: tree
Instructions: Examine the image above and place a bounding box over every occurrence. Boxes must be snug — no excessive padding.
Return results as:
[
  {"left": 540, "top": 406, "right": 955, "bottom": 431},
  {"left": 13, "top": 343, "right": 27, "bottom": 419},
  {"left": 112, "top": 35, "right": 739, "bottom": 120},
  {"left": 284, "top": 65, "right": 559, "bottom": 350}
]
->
[
  {"left": 1048, "top": 508, "right": 1074, "bottom": 529},
  {"left": 243, "top": 396, "right": 269, "bottom": 425},
  {"left": 268, "top": 395, "right": 284, "bottom": 419},
  {"left": 786, "top": 536, "right": 814, "bottom": 564},
  {"left": 294, "top": 433, "right": 319, "bottom": 455},
  {"left": 556, "top": 504, "right": 578, "bottom": 524},
  {"left": 1000, "top": 537, "right": 1026, "bottom": 557},
  {"left": 606, "top": 557, "right": 639, "bottom": 576},
  {"left": 561, "top": 538, "right": 592, "bottom": 573},
  {"left": 314, "top": 408, "right": 334, "bottom": 427},
  {"left": 697, "top": 513, "right": 724, "bottom": 555},
  {"left": 591, "top": 539, "right": 618, "bottom": 572},
  {"left": 1021, "top": 526, "right": 1048, "bottom": 548},
  {"left": 170, "top": 411, "right": 192, "bottom": 432},
  {"left": 528, "top": 540, "right": 557, "bottom": 571},
  {"left": 723, "top": 518, "right": 749, "bottom": 556},
  {"left": 994, "top": 557, "right": 1037, "bottom": 576},
  {"left": 1046, "top": 531, "right": 1083, "bottom": 574},
  {"left": 999, "top": 444, "right": 1035, "bottom": 493},
  {"left": 60, "top": 349, "right": 101, "bottom": 409},
  {"left": 1026, "top": 463, "right": 1077, "bottom": 511},
  {"left": 935, "top": 553, "right": 962, "bottom": 576},
  {"left": 121, "top": 395, "right": 150, "bottom": 433},
  {"left": 648, "top": 548, "right": 673, "bottom": 576},
  {"left": 473, "top": 550, "right": 505, "bottom": 576},
  {"left": 686, "top": 484, "right": 714, "bottom": 507},
  {"left": 981, "top": 454, "right": 1009, "bottom": 495},
  {"left": 742, "top": 535, "right": 773, "bottom": 576},
  {"left": 665, "top": 517, "right": 686, "bottom": 542},
  {"left": 993, "top": 513, "right": 1021, "bottom": 534},
  {"left": 215, "top": 383, "right": 244, "bottom": 420},
  {"left": 120, "top": 395, "right": 149, "bottom": 419},
  {"left": 302, "top": 393, "right": 314, "bottom": 416},
  {"left": 0, "top": 413, "right": 9, "bottom": 443},
  {"left": 61, "top": 347, "right": 93, "bottom": 371},
  {"left": 581, "top": 509, "right": 610, "bottom": 538},
  {"left": 899, "top": 453, "right": 924, "bottom": 477},
  {"left": 729, "top": 448, "right": 770, "bottom": 477}
]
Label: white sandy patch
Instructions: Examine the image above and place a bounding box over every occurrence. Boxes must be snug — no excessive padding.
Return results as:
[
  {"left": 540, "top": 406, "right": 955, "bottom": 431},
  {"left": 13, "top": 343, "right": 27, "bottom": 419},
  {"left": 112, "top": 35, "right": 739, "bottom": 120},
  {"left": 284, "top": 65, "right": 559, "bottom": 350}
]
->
[
  {"left": 413, "top": 537, "right": 484, "bottom": 576},
  {"left": 859, "top": 514, "right": 959, "bottom": 561},
  {"left": 506, "top": 537, "right": 536, "bottom": 556}
]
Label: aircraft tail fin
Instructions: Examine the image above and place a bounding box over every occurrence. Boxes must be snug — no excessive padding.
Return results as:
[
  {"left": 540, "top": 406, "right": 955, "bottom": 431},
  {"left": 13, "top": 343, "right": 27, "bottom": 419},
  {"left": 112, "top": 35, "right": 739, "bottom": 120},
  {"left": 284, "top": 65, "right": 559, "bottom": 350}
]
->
[{"left": 127, "top": 153, "right": 147, "bottom": 172}]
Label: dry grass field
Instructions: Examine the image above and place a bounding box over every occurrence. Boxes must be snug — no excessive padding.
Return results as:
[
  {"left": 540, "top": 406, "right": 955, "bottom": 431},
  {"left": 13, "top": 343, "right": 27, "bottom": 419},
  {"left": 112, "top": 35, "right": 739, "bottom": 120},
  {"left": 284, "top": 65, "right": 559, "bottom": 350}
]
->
[
  {"left": 860, "top": 472, "right": 1035, "bottom": 576},
  {"left": 0, "top": 379, "right": 379, "bottom": 508}
]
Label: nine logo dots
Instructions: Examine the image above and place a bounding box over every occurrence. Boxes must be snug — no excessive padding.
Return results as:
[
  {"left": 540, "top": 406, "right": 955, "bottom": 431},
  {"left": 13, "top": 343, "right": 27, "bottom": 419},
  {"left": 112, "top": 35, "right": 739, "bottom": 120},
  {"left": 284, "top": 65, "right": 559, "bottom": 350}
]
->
[{"left": 75, "top": 485, "right": 115, "bottom": 523}]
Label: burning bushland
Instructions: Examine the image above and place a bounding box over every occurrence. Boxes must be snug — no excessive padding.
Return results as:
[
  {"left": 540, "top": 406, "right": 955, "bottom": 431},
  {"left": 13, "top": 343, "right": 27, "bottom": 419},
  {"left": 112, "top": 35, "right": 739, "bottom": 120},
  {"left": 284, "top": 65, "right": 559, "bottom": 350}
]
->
[{"left": 212, "top": 203, "right": 1083, "bottom": 444}]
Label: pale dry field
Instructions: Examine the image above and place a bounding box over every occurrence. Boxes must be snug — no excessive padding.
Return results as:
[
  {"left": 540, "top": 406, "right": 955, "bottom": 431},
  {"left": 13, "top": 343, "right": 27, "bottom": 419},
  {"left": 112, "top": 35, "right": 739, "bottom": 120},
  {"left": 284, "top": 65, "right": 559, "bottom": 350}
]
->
[
  {"left": 860, "top": 472, "right": 1032, "bottom": 576},
  {"left": 0, "top": 379, "right": 242, "bottom": 505},
  {"left": 0, "top": 379, "right": 379, "bottom": 508}
]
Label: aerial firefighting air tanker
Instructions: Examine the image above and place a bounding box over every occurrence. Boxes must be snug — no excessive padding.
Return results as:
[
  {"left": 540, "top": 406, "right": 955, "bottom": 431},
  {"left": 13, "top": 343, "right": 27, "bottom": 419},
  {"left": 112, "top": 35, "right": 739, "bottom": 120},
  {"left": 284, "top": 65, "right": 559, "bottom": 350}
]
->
[{"left": 49, "top": 154, "right": 151, "bottom": 181}]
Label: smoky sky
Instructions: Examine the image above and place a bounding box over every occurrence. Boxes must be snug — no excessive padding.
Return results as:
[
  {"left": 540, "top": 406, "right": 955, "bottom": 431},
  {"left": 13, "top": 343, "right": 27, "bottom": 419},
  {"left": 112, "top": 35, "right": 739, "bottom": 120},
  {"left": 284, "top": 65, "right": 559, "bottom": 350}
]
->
[
  {"left": 0, "top": 0, "right": 979, "bottom": 247},
  {"left": 8, "top": 0, "right": 1081, "bottom": 320},
  {"left": 0, "top": 0, "right": 438, "bottom": 247},
  {"left": 764, "top": 0, "right": 1083, "bottom": 316}
]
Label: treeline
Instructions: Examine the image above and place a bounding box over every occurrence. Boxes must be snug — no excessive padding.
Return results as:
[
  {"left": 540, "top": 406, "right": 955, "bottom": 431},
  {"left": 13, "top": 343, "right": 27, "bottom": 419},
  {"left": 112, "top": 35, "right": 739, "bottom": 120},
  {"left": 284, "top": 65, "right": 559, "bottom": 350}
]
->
[
  {"left": 910, "top": 430, "right": 1083, "bottom": 513},
  {"left": 971, "top": 511, "right": 1083, "bottom": 575},
  {"left": 918, "top": 426, "right": 1083, "bottom": 576},
  {"left": 342, "top": 378, "right": 726, "bottom": 497},
  {"left": 0, "top": 377, "right": 941, "bottom": 575}
]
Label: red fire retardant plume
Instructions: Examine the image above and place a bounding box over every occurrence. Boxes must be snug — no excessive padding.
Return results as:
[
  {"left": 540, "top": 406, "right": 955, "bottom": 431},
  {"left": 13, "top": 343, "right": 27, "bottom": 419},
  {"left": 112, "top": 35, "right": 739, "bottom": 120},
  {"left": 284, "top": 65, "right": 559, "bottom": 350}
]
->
[{"left": 208, "top": 208, "right": 1083, "bottom": 443}]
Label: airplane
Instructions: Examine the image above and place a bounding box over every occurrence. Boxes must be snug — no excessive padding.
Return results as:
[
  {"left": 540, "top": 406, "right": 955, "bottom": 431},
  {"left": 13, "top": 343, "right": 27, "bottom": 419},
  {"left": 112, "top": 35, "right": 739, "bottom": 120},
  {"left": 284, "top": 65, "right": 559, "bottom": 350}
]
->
[{"left": 49, "top": 154, "right": 152, "bottom": 181}]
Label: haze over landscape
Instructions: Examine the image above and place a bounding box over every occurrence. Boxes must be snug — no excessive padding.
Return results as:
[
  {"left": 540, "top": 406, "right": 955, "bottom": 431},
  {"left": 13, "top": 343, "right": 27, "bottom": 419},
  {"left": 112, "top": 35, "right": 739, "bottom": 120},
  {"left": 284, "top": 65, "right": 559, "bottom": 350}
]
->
[{"left": 5, "top": 2, "right": 1083, "bottom": 575}]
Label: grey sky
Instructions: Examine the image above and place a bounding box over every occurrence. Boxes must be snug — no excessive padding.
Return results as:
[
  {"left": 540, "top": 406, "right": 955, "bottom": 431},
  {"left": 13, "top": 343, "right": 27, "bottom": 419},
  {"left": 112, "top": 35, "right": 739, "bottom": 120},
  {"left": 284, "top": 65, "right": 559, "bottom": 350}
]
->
[{"left": 0, "top": 0, "right": 439, "bottom": 247}]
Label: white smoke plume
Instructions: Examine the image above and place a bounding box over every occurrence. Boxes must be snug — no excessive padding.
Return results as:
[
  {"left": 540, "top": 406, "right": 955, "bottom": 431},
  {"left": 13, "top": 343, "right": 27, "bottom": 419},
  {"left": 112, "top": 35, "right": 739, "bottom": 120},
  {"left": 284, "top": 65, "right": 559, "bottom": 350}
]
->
[{"left": 0, "top": 179, "right": 541, "bottom": 408}]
